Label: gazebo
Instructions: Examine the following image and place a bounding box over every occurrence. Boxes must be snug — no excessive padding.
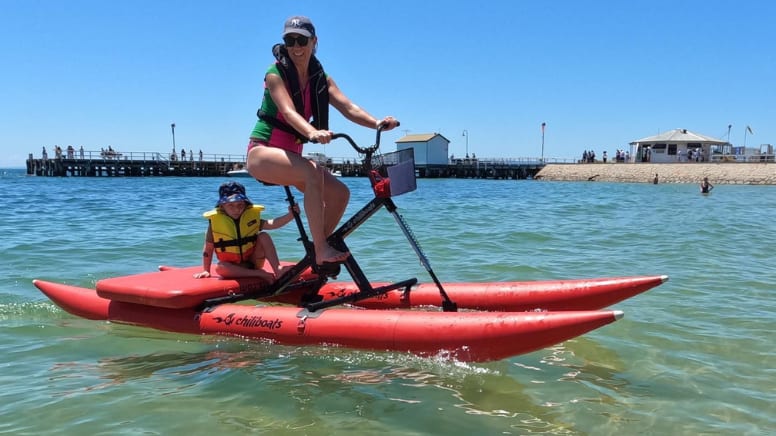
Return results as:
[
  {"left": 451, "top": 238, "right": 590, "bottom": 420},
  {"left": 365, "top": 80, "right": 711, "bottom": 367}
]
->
[{"left": 629, "top": 129, "right": 728, "bottom": 163}]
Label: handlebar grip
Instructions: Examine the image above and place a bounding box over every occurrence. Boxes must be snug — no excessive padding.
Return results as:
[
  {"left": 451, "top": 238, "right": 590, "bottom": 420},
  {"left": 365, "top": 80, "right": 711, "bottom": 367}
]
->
[{"left": 377, "top": 119, "right": 400, "bottom": 132}]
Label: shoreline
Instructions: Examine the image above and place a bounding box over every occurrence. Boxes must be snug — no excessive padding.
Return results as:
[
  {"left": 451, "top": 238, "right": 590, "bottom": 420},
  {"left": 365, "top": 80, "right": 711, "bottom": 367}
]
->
[{"left": 535, "top": 162, "right": 776, "bottom": 185}]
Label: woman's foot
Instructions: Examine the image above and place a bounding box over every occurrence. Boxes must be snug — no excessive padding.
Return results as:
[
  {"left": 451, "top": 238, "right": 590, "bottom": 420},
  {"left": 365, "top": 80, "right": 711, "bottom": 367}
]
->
[{"left": 316, "top": 246, "right": 350, "bottom": 265}]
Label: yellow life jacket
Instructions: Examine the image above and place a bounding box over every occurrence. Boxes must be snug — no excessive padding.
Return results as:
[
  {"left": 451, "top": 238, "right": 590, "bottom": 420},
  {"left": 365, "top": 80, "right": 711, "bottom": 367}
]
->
[{"left": 204, "top": 205, "right": 265, "bottom": 263}]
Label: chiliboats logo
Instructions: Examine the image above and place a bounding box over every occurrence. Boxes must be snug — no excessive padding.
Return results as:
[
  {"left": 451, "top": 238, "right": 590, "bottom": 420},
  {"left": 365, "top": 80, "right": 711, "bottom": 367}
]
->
[{"left": 212, "top": 312, "right": 283, "bottom": 330}]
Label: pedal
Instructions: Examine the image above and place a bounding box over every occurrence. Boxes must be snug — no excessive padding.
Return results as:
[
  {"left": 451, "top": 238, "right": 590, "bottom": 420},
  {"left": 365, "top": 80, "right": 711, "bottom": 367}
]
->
[{"left": 314, "top": 262, "right": 341, "bottom": 278}]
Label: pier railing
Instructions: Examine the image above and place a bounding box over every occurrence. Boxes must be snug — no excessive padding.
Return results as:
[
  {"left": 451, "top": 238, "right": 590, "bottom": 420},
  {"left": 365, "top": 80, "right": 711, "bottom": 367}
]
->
[
  {"left": 48, "top": 150, "right": 247, "bottom": 163},
  {"left": 26, "top": 150, "right": 248, "bottom": 177},
  {"left": 709, "top": 153, "right": 775, "bottom": 163},
  {"left": 26, "top": 150, "right": 578, "bottom": 179}
]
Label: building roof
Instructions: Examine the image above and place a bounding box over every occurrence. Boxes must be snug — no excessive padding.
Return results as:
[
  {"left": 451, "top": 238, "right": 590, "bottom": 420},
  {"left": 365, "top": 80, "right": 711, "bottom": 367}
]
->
[
  {"left": 396, "top": 133, "right": 450, "bottom": 143},
  {"left": 630, "top": 128, "right": 727, "bottom": 145}
]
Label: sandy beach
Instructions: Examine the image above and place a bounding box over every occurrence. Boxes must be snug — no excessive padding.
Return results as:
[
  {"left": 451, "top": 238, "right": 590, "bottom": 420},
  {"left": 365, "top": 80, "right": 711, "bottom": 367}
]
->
[{"left": 536, "top": 162, "right": 776, "bottom": 184}]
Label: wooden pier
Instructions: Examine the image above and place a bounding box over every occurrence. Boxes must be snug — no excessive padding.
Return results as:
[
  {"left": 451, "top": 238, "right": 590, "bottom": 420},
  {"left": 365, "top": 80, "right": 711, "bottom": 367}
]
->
[
  {"left": 26, "top": 151, "right": 545, "bottom": 179},
  {"left": 333, "top": 159, "right": 544, "bottom": 179},
  {"left": 26, "top": 151, "right": 245, "bottom": 177}
]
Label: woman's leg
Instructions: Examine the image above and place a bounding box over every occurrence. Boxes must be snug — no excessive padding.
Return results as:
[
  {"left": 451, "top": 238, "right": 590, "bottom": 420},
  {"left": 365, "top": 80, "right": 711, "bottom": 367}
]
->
[
  {"left": 297, "top": 164, "right": 350, "bottom": 263},
  {"left": 247, "top": 145, "right": 349, "bottom": 264},
  {"left": 320, "top": 168, "right": 350, "bottom": 235}
]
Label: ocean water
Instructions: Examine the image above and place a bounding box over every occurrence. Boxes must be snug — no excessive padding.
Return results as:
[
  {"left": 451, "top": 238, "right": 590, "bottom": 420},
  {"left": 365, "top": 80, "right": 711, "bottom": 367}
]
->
[{"left": 1, "top": 168, "right": 774, "bottom": 435}]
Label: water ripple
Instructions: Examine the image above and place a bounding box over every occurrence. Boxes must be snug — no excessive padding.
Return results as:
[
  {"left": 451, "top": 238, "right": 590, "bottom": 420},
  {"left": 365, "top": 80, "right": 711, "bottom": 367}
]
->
[{"left": 2, "top": 173, "right": 775, "bottom": 434}]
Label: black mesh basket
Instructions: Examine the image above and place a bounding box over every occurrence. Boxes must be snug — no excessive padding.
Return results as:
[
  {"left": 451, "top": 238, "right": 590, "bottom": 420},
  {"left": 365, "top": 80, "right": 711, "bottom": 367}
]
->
[{"left": 368, "top": 148, "right": 416, "bottom": 197}]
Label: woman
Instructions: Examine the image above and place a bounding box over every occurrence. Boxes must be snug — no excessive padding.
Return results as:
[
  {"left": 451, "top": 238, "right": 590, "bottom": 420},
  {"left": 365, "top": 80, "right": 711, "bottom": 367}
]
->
[{"left": 246, "top": 16, "right": 398, "bottom": 265}]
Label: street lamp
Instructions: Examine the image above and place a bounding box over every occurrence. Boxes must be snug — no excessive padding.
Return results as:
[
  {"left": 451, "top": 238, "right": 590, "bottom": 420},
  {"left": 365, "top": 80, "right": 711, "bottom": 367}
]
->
[
  {"left": 541, "top": 122, "right": 546, "bottom": 162},
  {"left": 744, "top": 125, "right": 753, "bottom": 148},
  {"left": 462, "top": 129, "right": 469, "bottom": 158},
  {"left": 171, "top": 123, "right": 177, "bottom": 151}
]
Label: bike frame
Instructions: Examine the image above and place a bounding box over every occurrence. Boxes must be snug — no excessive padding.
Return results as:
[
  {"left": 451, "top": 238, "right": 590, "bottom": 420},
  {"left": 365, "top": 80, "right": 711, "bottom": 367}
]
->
[{"left": 199, "top": 127, "right": 456, "bottom": 312}]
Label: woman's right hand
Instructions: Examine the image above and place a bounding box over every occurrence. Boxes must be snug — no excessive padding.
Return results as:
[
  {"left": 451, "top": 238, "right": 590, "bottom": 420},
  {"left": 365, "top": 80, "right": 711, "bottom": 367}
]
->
[{"left": 308, "top": 130, "right": 332, "bottom": 144}]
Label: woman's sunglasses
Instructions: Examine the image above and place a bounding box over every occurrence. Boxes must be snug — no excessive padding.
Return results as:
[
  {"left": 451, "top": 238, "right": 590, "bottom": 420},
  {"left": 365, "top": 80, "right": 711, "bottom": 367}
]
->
[{"left": 283, "top": 35, "right": 310, "bottom": 47}]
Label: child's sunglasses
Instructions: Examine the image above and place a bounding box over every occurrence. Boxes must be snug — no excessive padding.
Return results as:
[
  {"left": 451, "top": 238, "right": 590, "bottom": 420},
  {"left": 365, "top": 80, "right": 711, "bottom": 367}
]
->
[{"left": 283, "top": 35, "right": 310, "bottom": 47}]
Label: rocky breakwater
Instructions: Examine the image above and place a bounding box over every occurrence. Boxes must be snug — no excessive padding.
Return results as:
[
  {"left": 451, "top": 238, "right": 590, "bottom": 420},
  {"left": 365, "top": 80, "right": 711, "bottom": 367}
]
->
[{"left": 535, "top": 163, "right": 776, "bottom": 185}]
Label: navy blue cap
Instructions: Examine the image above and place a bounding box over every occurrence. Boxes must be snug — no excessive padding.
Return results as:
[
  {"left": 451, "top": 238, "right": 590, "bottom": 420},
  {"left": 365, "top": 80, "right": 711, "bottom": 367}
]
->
[{"left": 283, "top": 16, "right": 315, "bottom": 37}]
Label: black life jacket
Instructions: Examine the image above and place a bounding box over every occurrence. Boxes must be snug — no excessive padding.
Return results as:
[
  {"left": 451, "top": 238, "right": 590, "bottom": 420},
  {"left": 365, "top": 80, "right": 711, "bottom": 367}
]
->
[{"left": 257, "top": 44, "right": 329, "bottom": 144}]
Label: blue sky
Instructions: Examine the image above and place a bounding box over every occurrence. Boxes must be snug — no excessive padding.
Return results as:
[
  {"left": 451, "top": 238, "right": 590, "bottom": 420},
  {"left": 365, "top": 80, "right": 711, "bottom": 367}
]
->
[{"left": 1, "top": 0, "right": 774, "bottom": 168}]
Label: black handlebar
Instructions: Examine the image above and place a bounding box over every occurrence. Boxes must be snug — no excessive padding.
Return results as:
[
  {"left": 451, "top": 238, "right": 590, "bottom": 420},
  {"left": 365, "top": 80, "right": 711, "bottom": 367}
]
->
[
  {"left": 311, "top": 120, "right": 400, "bottom": 154},
  {"left": 310, "top": 121, "right": 400, "bottom": 173}
]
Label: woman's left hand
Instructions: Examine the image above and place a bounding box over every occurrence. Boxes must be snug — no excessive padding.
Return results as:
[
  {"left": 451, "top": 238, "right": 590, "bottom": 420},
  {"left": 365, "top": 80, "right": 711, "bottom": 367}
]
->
[{"left": 377, "top": 116, "right": 399, "bottom": 130}]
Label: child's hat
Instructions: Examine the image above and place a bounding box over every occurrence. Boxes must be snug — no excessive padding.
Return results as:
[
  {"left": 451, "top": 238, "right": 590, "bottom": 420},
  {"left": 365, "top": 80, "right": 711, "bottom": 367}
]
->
[{"left": 217, "top": 181, "right": 251, "bottom": 206}]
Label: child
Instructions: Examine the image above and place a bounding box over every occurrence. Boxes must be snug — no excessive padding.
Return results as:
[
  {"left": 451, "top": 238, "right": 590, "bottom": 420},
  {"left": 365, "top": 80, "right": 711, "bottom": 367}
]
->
[{"left": 194, "top": 181, "right": 297, "bottom": 281}]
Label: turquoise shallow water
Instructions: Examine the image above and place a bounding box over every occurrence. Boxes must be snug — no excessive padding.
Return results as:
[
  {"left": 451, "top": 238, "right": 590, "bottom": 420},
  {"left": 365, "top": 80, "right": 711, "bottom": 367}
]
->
[{"left": 1, "top": 168, "right": 774, "bottom": 435}]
